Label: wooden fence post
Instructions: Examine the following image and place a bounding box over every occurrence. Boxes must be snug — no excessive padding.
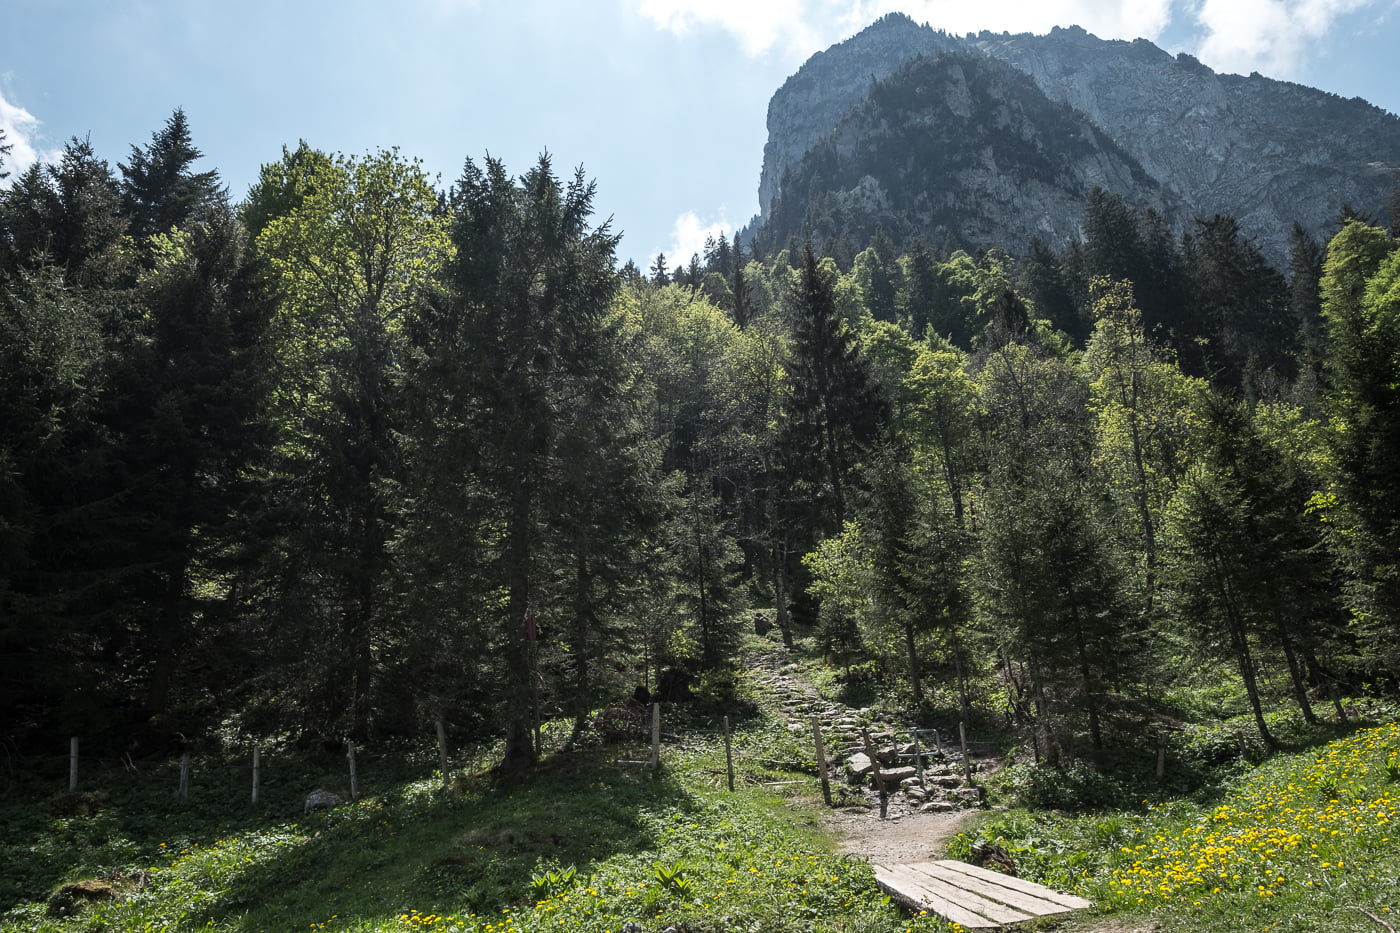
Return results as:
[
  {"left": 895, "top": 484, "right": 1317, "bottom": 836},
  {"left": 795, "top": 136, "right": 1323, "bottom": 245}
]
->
[
  {"left": 723, "top": 716, "right": 735, "bottom": 792},
  {"left": 650, "top": 703, "right": 661, "bottom": 772},
  {"left": 959, "top": 721, "right": 972, "bottom": 783},
  {"left": 812, "top": 717, "right": 833, "bottom": 807},
  {"left": 68, "top": 737, "right": 78, "bottom": 791},
  {"left": 861, "top": 727, "right": 886, "bottom": 797},
  {"left": 251, "top": 746, "right": 261, "bottom": 806},
  {"left": 347, "top": 740, "right": 359, "bottom": 800},
  {"left": 912, "top": 729, "right": 927, "bottom": 790}
]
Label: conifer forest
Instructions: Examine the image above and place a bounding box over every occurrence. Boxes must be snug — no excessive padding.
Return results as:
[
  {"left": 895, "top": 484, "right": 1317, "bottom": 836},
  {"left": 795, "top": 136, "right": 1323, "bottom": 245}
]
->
[{"left": 5, "top": 109, "right": 1400, "bottom": 779}]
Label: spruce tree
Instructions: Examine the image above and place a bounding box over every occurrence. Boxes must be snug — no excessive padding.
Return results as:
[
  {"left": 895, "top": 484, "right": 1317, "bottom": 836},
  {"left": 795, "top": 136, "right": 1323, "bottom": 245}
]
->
[
  {"left": 422, "top": 154, "right": 645, "bottom": 772},
  {"left": 777, "top": 245, "right": 888, "bottom": 548},
  {"left": 120, "top": 109, "right": 226, "bottom": 242}
]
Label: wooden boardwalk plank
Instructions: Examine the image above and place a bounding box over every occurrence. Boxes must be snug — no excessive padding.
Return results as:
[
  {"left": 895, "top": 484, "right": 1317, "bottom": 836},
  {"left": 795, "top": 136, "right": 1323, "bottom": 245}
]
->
[
  {"left": 886, "top": 863, "right": 1038, "bottom": 925},
  {"left": 873, "top": 864, "right": 1022, "bottom": 929},
  {"left": 927, "top": 860, "right": 1094, "bottom": 911},
  {"left": 872, "top": 860, "right": 1092, "bottom": 929},
  {"left": 905, "top": 863, "right": 1077, "bottom": 918}
]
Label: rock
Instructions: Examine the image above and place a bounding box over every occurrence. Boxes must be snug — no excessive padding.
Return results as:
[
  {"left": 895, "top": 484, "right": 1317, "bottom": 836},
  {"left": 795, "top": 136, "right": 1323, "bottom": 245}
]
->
[
  {"left": 44, "top": 791, "right": 112, "bottom": 818},
  {"left": 845, "top": 752, "right": 874, "bottom": 780},
  {"left": 303, "top": 789, "right": 342, "bottom": 813},
  {"left": 877, "top": 766, "right": 917, "bottom": 784},
  {"left": 755, "top": 12, "right": 1400, "bottom": 266},
  {"left": 47, "top": 880, "right": 115, "bottom": 918},
  {"left": 920, "top": 801, "right": 956, "bottom": 813}
]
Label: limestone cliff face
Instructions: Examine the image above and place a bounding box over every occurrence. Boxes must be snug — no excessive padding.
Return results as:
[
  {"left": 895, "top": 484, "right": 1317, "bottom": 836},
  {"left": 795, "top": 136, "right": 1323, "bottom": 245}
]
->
[
  {"left": 761, "top": 53, "right": 1173, "bottom": 254},
  {"left": 756, "top": 13, "right": 1400, "bottom": 262}
]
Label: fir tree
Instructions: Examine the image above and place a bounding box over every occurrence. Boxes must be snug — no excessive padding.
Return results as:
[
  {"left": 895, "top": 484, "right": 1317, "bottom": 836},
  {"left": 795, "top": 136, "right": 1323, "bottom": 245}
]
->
[{"left": 120, "top": 109, "right": 226, "bottom": 242}]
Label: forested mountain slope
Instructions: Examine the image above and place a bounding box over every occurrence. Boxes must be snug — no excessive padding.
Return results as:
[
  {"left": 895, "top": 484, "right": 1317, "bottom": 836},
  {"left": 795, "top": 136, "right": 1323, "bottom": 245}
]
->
[
  {"left": 760, "top": 53, "right": 1168, "bottom": 256},
  {"left": 756, "top": 13, "right": 1400, "bottom": 261}
]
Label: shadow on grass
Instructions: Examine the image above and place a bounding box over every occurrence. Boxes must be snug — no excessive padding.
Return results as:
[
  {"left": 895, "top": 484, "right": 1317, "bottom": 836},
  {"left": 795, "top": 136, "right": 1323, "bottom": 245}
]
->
[
  {"left": 187, "top": 744, "right": 696, "bottom": 932},
  {"left": 0, "top": 741, "right": 464, "bottom": 911}
]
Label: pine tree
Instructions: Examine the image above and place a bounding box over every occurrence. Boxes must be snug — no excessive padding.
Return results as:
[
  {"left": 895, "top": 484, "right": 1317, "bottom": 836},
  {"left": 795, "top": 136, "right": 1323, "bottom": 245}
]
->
[
  {"left": 424, "top": 154, "right": 642, "bottom": 772},
  {"left": 974, "top": 340, "right": 1134, "bottom": 758},
  {"left": 777, "top": 245, "right": 888, "bottom": 548},
  {"left": 1163, "top": 396, "right": 1334, "bottom": 744},
  {"left": 101, "top": 208, "right": 275, "bottom": 726},
  {"left": 1182, "top": 214, "right": 1291, "bottom": 390},
  {"left": 650, "top": 252, "right": 670, "bottom": 285},
  {"left": 1019, "top": 236, "right": 1084, "bottom": 344},
  {"left": 2, "top": 137, "right": 129, "bottom": 287},
  {"left": 120, "top": 109, "right": 226, "bottom": 242},
  {"left": 1288, "top": 223, "right": 1327, "bottom": 390}
]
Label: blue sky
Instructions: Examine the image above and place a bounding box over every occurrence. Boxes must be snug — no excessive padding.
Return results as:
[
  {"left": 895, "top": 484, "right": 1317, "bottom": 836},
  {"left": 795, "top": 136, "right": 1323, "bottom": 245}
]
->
[{"left": 3, "top": 0, "right": 1398, "bottom": 266}]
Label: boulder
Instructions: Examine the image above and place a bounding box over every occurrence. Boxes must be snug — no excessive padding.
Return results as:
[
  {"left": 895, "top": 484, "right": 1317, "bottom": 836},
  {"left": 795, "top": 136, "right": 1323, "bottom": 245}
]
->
[
  {"left": 845, "top": 752, "right": 874, "bottom": 780},
  {"left": 303, "top": 789, "right": 342, "bottom": 813}
]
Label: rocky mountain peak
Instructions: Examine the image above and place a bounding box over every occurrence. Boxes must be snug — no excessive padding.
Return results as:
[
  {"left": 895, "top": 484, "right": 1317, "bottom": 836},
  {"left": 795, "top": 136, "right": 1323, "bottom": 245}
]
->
[{"left": 755, "top": 18, "right": 1400, "bottom": 263}]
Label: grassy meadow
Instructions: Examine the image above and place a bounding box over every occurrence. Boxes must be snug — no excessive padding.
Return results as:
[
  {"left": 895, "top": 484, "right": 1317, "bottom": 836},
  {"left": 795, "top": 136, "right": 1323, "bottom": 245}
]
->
[{"left": 4, "top": 640, "right": 1399, "bottom": 933}]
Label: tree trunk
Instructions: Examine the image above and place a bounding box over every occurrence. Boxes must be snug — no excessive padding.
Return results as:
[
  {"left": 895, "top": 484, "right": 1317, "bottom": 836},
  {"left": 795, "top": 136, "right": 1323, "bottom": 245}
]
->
[
  {"left": 144, "top": 559, "right": 188, "bottom": 718},
  {"left": 1074, "top": 622, "right": 1104, "bottom": 756},
  {"left": 1277, "top": 626, "right": 1317, "bottom": 725},
  {"left": 566, "top": 551, "right": 593, "bottom": 750},
  {"left": 1211, "top": 554, "right": 1276, "bottom": 749},
  {"left": 500, "top": 481, "right": 538, "bottom": 774},
  {"left": 905, "top": 617, "right": 922, "bottom": 704},
  {"left": 1230, "top": 619, "right": 1275, "bottom": 749},
  {"left": 950, "top": 624, "right": 971, "bottom": 725},
  {"left": 773, "top": 539, "right": 793, "bottom": 648}
]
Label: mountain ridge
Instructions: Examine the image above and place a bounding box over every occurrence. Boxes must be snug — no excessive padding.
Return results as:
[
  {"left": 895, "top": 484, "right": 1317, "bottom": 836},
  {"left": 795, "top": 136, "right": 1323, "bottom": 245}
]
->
[{"left": 755, "top": 13, "right": 1400, "bottom": 262}]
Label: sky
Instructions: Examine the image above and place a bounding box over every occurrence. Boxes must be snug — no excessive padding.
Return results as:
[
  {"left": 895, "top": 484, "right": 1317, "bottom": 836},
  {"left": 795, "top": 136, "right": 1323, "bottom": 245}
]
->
[{"left": 2, "top": 0, "right": 1398, "bottom": 266}]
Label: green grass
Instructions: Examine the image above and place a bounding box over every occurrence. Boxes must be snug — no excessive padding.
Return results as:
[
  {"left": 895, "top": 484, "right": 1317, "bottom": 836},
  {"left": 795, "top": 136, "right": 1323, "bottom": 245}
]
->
[
  {"left": 0, "top": 709, "right": 956, "bottom": 933},
  {"left": 8, "top": 641, "right": 1396, "bottom": 933},
  {"left": 958, "top": 722, "right": 1400, "bottom": 932}
]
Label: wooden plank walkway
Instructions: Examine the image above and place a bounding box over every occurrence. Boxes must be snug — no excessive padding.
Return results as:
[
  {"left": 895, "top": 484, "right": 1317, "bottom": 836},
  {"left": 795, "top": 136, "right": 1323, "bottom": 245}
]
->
[{"left": 872, "top": 859, "right": 1092, "bottom": 929}]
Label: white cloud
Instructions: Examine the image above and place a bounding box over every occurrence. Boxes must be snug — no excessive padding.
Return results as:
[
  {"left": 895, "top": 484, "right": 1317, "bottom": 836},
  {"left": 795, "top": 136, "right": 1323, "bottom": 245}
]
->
[
  {"left": 0, "top": 90, "right": 57, "bottom": 181},
  {"left": 632, "top": 0, "right": 1178, "bottom": 61},
  {"left": 635, "top": 0, "right": 821, "bottom": 56},
  {"left": 660, "top": 210, "right": 732, "bottom": 267},
  {"left": 1192, "top": 0, "right": 1381, "bottom": 77}
]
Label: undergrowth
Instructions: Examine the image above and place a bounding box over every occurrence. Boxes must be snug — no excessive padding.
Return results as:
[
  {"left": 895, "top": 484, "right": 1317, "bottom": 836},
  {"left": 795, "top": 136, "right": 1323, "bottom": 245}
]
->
[
  {"left": 958, "top": 722, "right": 1400, "bottom": 932},
  {"left": 0, "top": 711, "right": 955, "bottom": 933}
]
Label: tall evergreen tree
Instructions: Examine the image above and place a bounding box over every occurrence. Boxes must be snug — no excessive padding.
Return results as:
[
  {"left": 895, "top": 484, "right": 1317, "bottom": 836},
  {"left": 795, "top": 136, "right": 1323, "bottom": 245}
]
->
[
  {"left": 777, "top": 245, "right": 888, "bottom": 548},
  {"left": 1288, "top": 223, "right": 1327, "bottom": 393},
  {"left": 1182, "top": 214, "right": 1291, "bottom": 389},
  {"left": 120, "top": 109, "right": 226, "bottom": 242},
  {"left": 1163, "top": 396, "right": 1336, "bottom": 744},
  {"left": 425, "top": 154, "right": 641, "bottom": 772},
  {"left": 102, "top": 210, "right": 274, "bottom": 728},
  {"left": 975, "top": 338, "right": 1135, "bottom": 758}
]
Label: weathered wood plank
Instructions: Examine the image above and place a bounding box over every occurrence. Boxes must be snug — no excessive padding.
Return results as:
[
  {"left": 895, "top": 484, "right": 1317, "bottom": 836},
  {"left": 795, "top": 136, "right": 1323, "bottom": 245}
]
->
[
  {"left": 873, "top": 860, "right": 1092, "bottom": 929},
  {"left": 874, "top": 863, "right": 1036, "bottom": 927},
  {"left": 930, "top": 860, "right": 1094, "bottom": 910},
  {"left": 906, "top": 862, "right": 1078, "bottom": 918},
  {"left": 873, "top": 864, "right": 1007, "bottom": 930}
]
